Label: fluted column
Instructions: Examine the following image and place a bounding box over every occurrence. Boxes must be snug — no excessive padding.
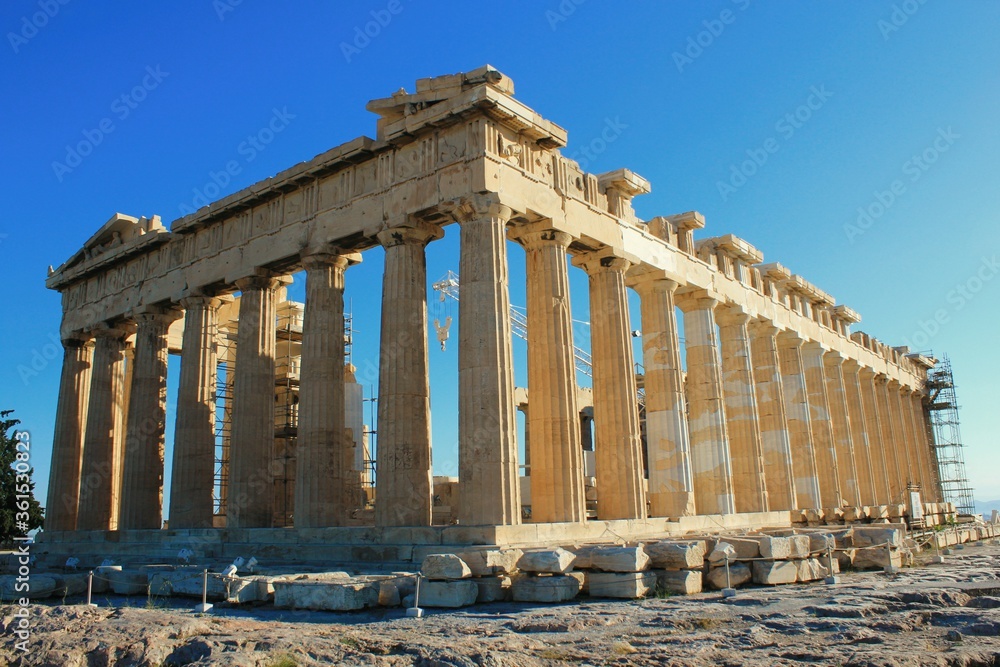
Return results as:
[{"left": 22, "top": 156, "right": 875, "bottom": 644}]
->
[
  {"left": 889, "top": 381, "right": 914, "bottom": 490},
  {"left": 844, "top": 361, "right": 878, "bottom": 505},
  {"left": 629, "top": 275, "right": 695, "bottom": 518},
  {"left": 45, "top": 335, "right": 94, "bottom": 531},
  {"left": 860, "top": 368, "right": 891, "bottom": 504},
  {"left": 716, "top": 306, "right": 767, "bottom": 513},
  {"left": 509, "top": 225, "right": 586, "bottom": 523},
  {"left": 897, "top": 388, "right": 924, "bottom": 495},
  {"left": 77, "top": 325, "right": 131, "bottom": 531},
  {"left": 575, "top": 252, "right": 646, "bottom": 520},
  {"left": 802, "top": 342, "right": 840, "bottom": 507},
  {"left": 824, "top": 352, "right": 861, "bottom": 506},
  {"left": 874, "top": 374, "right": 902, "bottom": 502},
  {"left": 677, "top": 291, "right": 735, "bottom": 515},
  {"left": 455, "top": 198, "right": 521, "bottom": 526},
  {"left": 748, "top": 321, "right": 797, "bottom": 511},
  {"left": 776, "top": 332, "right": 821, "bottom": 509},
  {"left": 170, "top": 295, "right": 223, "bottom": 529},
  {"left": 375, "top": 223, "right": 440, "bottom": 527},
  {"left": 119, "top": 309, "right": 179, "bottom": 530},
  {"left": 909, "top": 391, "right": 940, "bottom": 501},
  {"left": 293, "top": 252, "right": 358, "bottom": 527},
  {"left": 227, "top": 273, "right": 281, "bottom": 528}
]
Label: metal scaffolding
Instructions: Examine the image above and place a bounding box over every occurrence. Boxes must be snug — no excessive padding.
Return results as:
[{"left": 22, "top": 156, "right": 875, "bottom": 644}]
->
[{"left": 924, "top": 354, "right": 976, "bottom": 515}]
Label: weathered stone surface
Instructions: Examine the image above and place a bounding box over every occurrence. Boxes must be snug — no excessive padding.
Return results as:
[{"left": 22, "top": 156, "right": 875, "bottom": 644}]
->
[
  {"left": 643, "top": 540, "right": 706, "bottom": 570},
  {"left": 473, "top": 575, "right": 510, "bottom": 603},
  {"left": 511, "top": 574, "right": 581, "bottom": 602},
  {"left": 758, "top": 536, "right": 792, "bottom": 559},
  {"left": 419, "top": 580, "right": 478, "bottom": 608},
  {"left": 518, "top": 548, "right": 576, "bottom": 574},
  {"left": 796, "top": 558, "right": 830, "bottom": 582},
  {"left": 273, "top": 580, "right": 379, "bottom": 611},
  {"left": 457, "top": 548, "right": 522, "bottom": 576},
  {"left": 421, "top": 554, "right": 472, "bottom": 580},
  {"left": 752, "top": 560, "right": 799, "bottom": 585},
  {"left": 706, "top": 563, "right": 752, "bottom": 590},
  {"left": 853, "top": 527, "right": 902, "bottom": 548},
  {"left": 0, "top": 575, "right": 58, "bottom": 600},
  {"left": 107, "top": 570, "right": 149, "bottom": 596},
  {"left": 788, "top": 535, "right": 812, "bottom": 558},
  {"left": 714, "top": 537, "right": 761, "bottom": 560},
  {"left": 708, "top": 542, "right": 738, "bottom": 564},
  {"left": 588, "top": 571, "right": 656, "bottom": 599},
  {"left": 652, "top": 569, "right": 703, "bottom": 595},
  {"left": 853, "top": 547, "right": 902, "bottom": 570},
  {"left": 51, "top": 573, "right": 89, "bottom": 597},
  {"left": 587, "top": 546, "right": 649, "bottom": 573},
  {"left": 378, "top": 581, "right": 401, "bottom": 607}
]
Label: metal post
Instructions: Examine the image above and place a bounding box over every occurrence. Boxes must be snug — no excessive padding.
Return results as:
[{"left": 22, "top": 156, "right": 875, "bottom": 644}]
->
[
  {"left": 721, "top": 554, "right": 736, "bottom": 598},
  {"left": 194, "top": 569, "right": 214, "bottom": 613},
  {"left": 85, "top": 571, "right": 97, "bottom": 608},
  {"left": 406, "top": 574, "right": 424, "bottom": 618}
]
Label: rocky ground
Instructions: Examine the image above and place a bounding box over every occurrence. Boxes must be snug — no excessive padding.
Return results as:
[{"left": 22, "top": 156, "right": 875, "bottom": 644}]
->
[{"left": 2, "top": 544, "right": 999, "bottom": 667}]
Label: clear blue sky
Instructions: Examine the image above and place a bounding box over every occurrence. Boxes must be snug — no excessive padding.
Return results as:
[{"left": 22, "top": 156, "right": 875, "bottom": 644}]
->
[{"left": 2, "top": 1, "right": 998, "bottom": 513}]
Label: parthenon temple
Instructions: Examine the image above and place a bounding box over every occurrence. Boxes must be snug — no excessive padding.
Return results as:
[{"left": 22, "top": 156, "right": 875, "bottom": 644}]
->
[{"left": 40, "top": 66, "right": 947, "bottom": 561}]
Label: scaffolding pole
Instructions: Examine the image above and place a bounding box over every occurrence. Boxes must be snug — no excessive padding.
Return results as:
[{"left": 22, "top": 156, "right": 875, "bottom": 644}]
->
[{"left": 924, "top": 354, "right": 976, "bottom": 515}]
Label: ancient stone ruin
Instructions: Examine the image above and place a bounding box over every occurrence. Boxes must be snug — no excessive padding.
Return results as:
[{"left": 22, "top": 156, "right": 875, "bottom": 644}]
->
[{"left": 40, "top": 66, "right": 958, "bottom": 574}]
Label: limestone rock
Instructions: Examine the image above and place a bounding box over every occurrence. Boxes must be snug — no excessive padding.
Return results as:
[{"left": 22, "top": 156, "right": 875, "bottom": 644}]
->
[
  {"left": 588, "top": 571, "right": 656, "bottom": 599},
  {"left": 706, "top": 562, "right": 752, "bottom": 590},
  {"left": 788, "top": 535, "right": 812, "bottom": 558},
  {"left": 517, "top": 547, "right": 576, "bottom": 574},
  {"left": 795, "top": 558, "right": 830, "bottom": 582},
  {"left": 758, "top": 536, "right": 791, "bottom": 559},
  {"left": 587, "top": 546, "right": 649, "bottom": 573},
  {"left": 652, "top": 569, "right": 702, "bottom": 595},
  {"left": 0, "top": 575, "right": 57, "bottom": 600},
  {"left": 853, "top": 546, "right": 902, "bottom": 570},
  {"left": 107, "top": 570, "right": 149, "bottom": 596},
  {"left": 643, "top": 540, "right": 706, "bottom": 570},
  {"left": 713, "top": 536, "right": 760, "bottom": 560},
  {"left": 511, "top": 574, "right": 580, "bottom": 602},
  {"left": 708, "top": 542, "right": 737, "bottom": 564},
  {"left": 378, "top": 581, "right": 401, "bottom": 607},
  {"left": 473, "top": 575, "right": 510, "bottom": 603},
  {"left": 273, "top": 580, "right": 379, "bottom": 611},
  {"left": 752, "top": 560, "right": 798, "bottom": 585},
  {"left": 853, "top": 527, "right": 902, "bottom": 548},
  {"left": 457, "top": 548, "right": 522, "bottom": 576},
  {"left": 421, "top": 554, "right": 472, "bottom": 580},
  {"left": 419, "top": 580, "right": 478, "bottom": 608}
]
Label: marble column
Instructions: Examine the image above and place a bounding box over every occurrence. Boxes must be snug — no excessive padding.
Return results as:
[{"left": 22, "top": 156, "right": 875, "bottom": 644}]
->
[
  {"left": 509, "top": 225, "right": 586, "bottom": 523},
  {"left": 874, "top": 374, "right": 903, "bottom": 502},
  {"left": 45, "top": 336, "right": 93, "bottom": 531},
  {"left": 119, "top": 309, "right": 178, "bottom": 530},
  {"left": 456, "top": 199, "right": 521, "bottom": 526},
  {"left": 227, "top": 274, "right": 281, "bottom": 528},
  {"left": 910, "top": 392, "right": 940, "bottom": 502},
  {"left": 860, "top": 368, "right": 891, "bottom": 504},
  {"left": 889, "top": 381, "right": 914, "bottom": 490},
  {"left": 824, "top": 352, "right": 861, "bottom": 506},
  {"left": 375, "top": 223, "right": 440, "bottom": 527},
  {"left": 898, "top": 388, "right": 925, "bottom": 495},
  {"left": 575, "top": 252, "right": 646, "bottom": 520},
  {"left": 748, "top": 321, "right": 797, "bottom": 511},
  {"left": 677, "top": 291, "right": 735, "bottom": 515},
  {"left": 801, "top": 342, "right": 840, "bottom": 507},
  {"left": 629, "top": 275, "right": 695, "bottom": 518},
  {"left": 844, "top": 361, "right": 878, "bottom": 505},
  {"left": 295, "top": 251, "right": 357, "bottom": 527},
  {"left": 77, "top": 325, "right": 130, "bottom": 531},
  {"left": 776, "top": 332, "right": 821, "bottom": 509},
  {"left": 169, "top": 295, "right": 223, "bottom": 529},
  {"left": 716, "top": 306, "right": 768, "bottom": 513}
]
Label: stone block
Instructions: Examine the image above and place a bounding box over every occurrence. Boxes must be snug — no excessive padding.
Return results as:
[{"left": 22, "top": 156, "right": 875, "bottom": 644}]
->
[
  {"left": 273, "top": 580, "right": 379, "bottom": 611},
  {"left": 378, "top": 581, "right": 401, "bottom": 607},
  {"left": 587, "top": 546, "right": 649, "bottom": 573},
  {"left": 587, "top": 571, "right": 656, "bottom": 599},
  {"left": 51, "top": 573, "right": 89, "bottom": 597},
  {"left": 708, "top": 542, "right": 737, "bottom": 564},
  {"left": 511, "top": 574, "right": 581, "bottom": 602},
  {"left": 0, "top": 574, "right": 58, "bottom": 601},
  {"left": 473, "top": 575, "right": 511, "bottom": 603},
  {"left": 751, "top": 560, "right": 798, "bottom": 585},
  {"left": 566, "top": 545, "right": 602, "bottom": 570},
  {"left": 107, "top": 570, "right": 149, "bottom": 596},
  {"left": 853, "top": 527, "right": 902, "bottom": 548},
  {"left": 457, "top": 548, "right": 522, "bottom": 576},
  {"left": 758, "top": 536, "right": 791, "bottom": 559},
  {"left": 643, "top": 540, "right": 706, "bottom": 570},
  {"left": 795, "top": 558, "right": 829, "bottom": 582},
  {"left": 706, "top": 563, "right": 751, "bottom": 590},
  {"left": 421, "top": 554, "right": 471, "bottom": 580},
  {"left": 149, "top": 570, "right": 226, "bottom": 600},
  {"left": 713, "top": 537, "right": 761, "bottom": 560},
  {"left": 517, "top": 547, "right": 576, "bottom": 574},
  {"left": 853, "top": 547, "right": 902, "bottom": 570},
  {"left": 806, "top": 532, "right": 837, "bottom": 554},
  {"left": 419, "top": 579, "right": 478, "bottom": 608},
  {"left": 651, "top": 569, "right": 702, "bottom": 595},
  {"left": 788, "top": 535, "right": 812, "bottom": 558}
]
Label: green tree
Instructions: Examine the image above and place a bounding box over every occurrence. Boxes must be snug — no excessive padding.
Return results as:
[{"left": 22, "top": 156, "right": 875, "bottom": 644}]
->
[{"left": 0, "top": 410, "right": 45, "bottom": 543}]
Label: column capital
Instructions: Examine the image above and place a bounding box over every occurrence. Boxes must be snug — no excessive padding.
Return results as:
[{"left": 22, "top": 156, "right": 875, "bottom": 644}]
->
[
  {"left": 746, "top": 318, "right": 779, "bottom": 337},
  {"left": 179, "top": 293, "right": 229, "bottom": 311},
  {"left": 823, "top": 349, "right": 848, "bottom": 366},
  {"left": 572, "top": 249, "right": 631, "bottom": 275},
  {"left": 675, "top": 288, "right": 720, "bottom": 312},
  {"left": 507, "top": 222, "right": 573, "bottom": 250},
  {"left": 625, "top": 267, "right": 680, "bottom": 294},
  {"left": 90, "top": 321, "right": 135, "bottom": 340},
  {"left": 376, "top": 221, "right": 443, "bottom": 248},
  {"left": 801, "top": 339, "right": 829, "bottom": 354},
  {"left": 131, "top": 305, "right": 183, "bottom": 328},
  {"left": 887, "top": 378, "right": 901, "bottom": 389},
  {"left": 300, "top": 249, "right": 362, "bottom": 272},
  {"left": 776, "top": 329, "right": 807, "bottom": 348},
  {"left": 714, "top": 303, "right": 751, "bottom": 326},
  {"left": 874, "top": 372, "right": 890, "bottom": 385},
  {"left": 234, "top": 270, "right": 289, "bottom": 292},
  {"left": 449, "top": 194, "right": 513, "bottom": 224},
  {"left": 857, "top": 364, "right": 876, "bottom": 379},
  {"left": 61, "top": 331, "right": 93, "bottom": 347}
]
